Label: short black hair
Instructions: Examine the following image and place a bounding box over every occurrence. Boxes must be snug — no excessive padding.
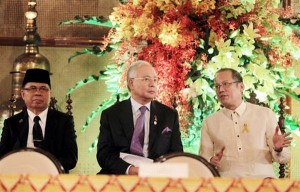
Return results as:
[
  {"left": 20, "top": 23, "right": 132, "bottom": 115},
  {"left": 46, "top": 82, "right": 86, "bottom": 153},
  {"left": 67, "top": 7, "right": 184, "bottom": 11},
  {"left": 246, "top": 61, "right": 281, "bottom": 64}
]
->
[{"left": 215, "top": 68, "right": 243, "bottom": 83}]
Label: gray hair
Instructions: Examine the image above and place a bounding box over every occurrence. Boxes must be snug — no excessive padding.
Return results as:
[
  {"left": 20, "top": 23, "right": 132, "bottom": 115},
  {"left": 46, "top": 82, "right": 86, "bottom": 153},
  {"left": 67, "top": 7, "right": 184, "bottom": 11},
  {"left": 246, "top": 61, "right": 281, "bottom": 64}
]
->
[{"left": 127, "top": 60, "right": 153, "bottom": 91}]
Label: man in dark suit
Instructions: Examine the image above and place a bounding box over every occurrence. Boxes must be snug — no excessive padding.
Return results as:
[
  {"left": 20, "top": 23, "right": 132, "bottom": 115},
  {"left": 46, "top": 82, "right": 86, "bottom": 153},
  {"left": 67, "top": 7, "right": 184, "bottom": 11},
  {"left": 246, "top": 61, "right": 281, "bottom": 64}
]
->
[
  {"left": 0, "top": 69, "right": 78, "bottom": 173},
  {"left": 97, "top": 60, "right": 183, "bottom": 175}
]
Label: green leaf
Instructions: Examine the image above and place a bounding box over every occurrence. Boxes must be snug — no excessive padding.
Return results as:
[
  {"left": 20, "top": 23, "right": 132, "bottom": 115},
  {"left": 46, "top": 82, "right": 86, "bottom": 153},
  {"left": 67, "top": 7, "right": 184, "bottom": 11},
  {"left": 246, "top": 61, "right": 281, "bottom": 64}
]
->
[
  {"left": 81, "top": 97, "right": 118, "bottom": 132},
  {"left": 275, "top": 89, "right": 300, "bottom": 102},
  {"left": 68, "top": 45, "right": 117, "bottom": 63},
  {"left": 66, "top": 74, "right": 101, "bottom": 95},
  {"left": 60, "top": 16, "right": 114, "bottom": 28},
  {"left": 88, "top": 138, "right": 98, "bottom": 153}
]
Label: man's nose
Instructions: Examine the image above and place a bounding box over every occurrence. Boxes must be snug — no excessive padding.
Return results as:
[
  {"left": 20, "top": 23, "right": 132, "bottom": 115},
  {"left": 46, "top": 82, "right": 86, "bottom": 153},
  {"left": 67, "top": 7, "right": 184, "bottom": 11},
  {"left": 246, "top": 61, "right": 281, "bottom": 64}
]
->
[
  {"left": 34, "top": 89, "right": 43, "bottom": 94},
  {"left": 149, "top": 79, "right": 157, "bottom": 86},
  {"left": 218, "top": 84, "right": 226, "bottom": 92}
]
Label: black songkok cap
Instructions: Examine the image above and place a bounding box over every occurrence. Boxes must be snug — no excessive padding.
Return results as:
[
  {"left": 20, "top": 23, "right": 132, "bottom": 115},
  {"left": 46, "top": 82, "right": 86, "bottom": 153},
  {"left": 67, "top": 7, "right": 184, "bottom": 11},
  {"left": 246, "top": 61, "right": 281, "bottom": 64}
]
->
[{"left": 22, "top": 68, "right": 51, "bottom": 88}]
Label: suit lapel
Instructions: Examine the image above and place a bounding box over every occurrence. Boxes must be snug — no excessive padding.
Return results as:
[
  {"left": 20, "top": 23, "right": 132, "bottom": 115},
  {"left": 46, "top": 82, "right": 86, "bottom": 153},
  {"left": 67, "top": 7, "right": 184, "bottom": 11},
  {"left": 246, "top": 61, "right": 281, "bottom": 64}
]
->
[
  {"left": 17, "top": 110, "right": 29, "bottom": 148},
  {"left": 120, "top": 99, "right": 135, "bottom": 142},
  {"left": 149, "top": 101, "right": 159, "bottom": 152},
  {"left": 42, "top": 109, "right": 56, "bottom": 148}
]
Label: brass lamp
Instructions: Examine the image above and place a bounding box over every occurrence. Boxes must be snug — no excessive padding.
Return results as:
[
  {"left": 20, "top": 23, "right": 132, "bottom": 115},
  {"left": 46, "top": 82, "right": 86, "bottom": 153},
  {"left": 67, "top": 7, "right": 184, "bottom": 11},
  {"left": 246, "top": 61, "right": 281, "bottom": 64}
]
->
[{"left": 10, "top": 0, "right": 51, "bottom": 113}]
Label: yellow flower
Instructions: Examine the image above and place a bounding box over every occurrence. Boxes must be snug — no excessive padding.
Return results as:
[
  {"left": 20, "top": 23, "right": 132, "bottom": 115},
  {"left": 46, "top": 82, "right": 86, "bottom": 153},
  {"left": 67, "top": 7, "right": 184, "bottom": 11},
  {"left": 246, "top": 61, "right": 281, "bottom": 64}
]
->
[
  {"left": 208, "top": 31, "right": 218, "bottom": 48},
  {"left": 192, "top": 0, "right": 216, "bottom": 14},
  {"left": 133, "top": 15, "right": 155, "bottom": 38},
  {"left": 243, "top": 22, "right": 260, "bottom": 39},
  {"left": 155, "top": 0, "right": 188, "bottom": 12},
  {"left": 159, "top": 22, "right": 183, "bottom": 46}
]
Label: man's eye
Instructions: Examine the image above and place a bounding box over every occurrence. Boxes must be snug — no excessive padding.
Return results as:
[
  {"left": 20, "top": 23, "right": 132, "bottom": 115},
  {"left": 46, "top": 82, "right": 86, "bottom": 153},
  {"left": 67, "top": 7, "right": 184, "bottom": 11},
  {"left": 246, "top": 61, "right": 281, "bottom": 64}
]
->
[
  {"left": 144, "top": 77, "right": 150, "bottom": 81},
  {"left": 40, "top": 87, "right": 47, "bottom": 91},
  {"left": 30, "top": 87, "right": 37, "bottom": 91}
]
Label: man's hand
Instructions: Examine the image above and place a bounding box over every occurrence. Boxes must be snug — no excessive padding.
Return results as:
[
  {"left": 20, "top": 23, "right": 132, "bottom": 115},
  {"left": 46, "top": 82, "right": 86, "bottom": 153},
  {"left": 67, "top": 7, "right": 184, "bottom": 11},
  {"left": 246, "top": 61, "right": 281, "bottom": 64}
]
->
[
  {"left": 273, "top": 126, "right": 292, "bottom": 152},
  {"left": 128, "top": 166, "right": 139, "bottom": 175},
  {"left": 210, "top": 146, "right": 225, "bottom": 168}
]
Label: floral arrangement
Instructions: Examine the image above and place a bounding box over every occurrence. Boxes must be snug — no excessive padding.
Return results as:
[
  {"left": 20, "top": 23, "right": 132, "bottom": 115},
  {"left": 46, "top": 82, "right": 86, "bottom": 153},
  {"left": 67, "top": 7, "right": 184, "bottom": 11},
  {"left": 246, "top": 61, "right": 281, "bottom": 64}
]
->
[{"left": 63, "top": 0, "right": 300, "bottom": 152}]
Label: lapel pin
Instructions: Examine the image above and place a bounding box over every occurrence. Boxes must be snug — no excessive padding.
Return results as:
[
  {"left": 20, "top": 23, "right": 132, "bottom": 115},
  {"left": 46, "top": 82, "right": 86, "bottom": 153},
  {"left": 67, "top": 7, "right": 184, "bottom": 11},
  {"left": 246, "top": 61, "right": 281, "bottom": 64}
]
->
[{"left": 154, "top": 115, "right": 157, "bottom": 125}]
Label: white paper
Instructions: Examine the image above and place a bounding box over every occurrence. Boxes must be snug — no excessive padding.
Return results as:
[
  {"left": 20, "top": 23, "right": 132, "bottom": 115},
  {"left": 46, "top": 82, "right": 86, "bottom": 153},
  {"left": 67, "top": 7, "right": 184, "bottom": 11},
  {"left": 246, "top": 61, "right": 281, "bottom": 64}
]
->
[
  {"left": 139, "top": 163, "right": 189, "bottom": 178},
  {"left": 120, "top": 152, "right": 153, "bottom": 166}
]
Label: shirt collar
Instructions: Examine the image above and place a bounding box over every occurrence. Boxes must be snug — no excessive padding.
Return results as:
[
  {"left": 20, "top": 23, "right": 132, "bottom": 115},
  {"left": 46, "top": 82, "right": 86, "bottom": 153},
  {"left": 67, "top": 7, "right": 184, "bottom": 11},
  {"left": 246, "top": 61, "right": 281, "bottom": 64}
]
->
[
  {"left": 223, "top": 101, "right": 246, "bottom": 116},
  {"left": 235, "top": 101, "right": 246, "bottom": 116},
  {"left": 130, "top": 97, "right": 151, "bottom": 113},
  {"left": 27, "top": 108, "right": 49, "bottom": 123}
]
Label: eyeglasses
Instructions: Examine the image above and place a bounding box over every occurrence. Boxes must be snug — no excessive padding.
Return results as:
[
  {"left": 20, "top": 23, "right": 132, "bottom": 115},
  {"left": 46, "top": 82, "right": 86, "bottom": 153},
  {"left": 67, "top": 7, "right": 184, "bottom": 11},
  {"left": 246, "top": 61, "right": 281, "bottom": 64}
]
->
[
  {"left": 131, "top": 77, "right": 158, "bottom": 83},
  {"left": 23, "top": 86, "right": 50, "bottom": 93},
  {"left": 214, "top": 81, "right": 240, "bottom": 89}
]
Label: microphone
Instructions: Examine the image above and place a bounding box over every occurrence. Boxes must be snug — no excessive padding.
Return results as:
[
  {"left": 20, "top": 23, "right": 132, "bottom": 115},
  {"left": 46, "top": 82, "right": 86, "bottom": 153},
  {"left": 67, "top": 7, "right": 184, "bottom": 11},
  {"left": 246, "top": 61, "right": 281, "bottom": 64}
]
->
[{"left": 19, "top": 119, "right": 23, "bottom": 123}]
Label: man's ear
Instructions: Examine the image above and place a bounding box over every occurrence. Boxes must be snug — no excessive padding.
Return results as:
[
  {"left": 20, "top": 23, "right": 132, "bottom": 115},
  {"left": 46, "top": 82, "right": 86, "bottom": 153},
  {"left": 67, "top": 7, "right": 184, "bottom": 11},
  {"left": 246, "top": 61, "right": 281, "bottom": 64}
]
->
[
  {"left": 240, "top": 82, "right": 245, "bottom": 92},
  {"left": 20, "top": 90, "right": 25, "bottom": 99},
  {"left": 128, "top": 79, "right": 134, "bottom": 90}
]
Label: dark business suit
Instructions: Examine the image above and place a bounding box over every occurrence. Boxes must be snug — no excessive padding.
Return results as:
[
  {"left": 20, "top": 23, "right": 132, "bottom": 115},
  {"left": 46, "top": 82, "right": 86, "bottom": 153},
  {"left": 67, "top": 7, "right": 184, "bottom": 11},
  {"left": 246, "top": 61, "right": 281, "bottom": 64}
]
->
[
  {"left": 97, "top": 99, "right": 183, "bottom": 174},
  {"left": 0, "top": 108, "right": 78, "bottom": 173}
]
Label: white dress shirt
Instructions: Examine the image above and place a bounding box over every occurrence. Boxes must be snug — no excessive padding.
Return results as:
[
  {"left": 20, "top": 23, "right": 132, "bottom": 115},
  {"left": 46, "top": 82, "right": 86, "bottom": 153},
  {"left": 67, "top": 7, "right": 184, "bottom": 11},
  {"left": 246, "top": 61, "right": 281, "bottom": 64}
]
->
[
  {"left": 200, "top": 101, "right": 290, "bottom": 178},
  {"left": 26, "top": 108, "right": 48, "bottom": 147},
  {"left": 130, "top": 98, "right": 151, "bottom": 158},
  {"left": 125, "top": 98, "right": 151, "bottom": 174}
]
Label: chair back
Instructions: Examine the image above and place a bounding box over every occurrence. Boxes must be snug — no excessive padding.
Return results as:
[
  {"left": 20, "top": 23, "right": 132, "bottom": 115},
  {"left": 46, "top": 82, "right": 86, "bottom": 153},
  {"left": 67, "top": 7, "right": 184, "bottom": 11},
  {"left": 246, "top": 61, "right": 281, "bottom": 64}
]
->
[
  {"left": 0, "top": 147, "right": 64, "bottom": 175},
  {"left": 155, "top": 152, "right": 220, "bottom": 178},
  {"left": 8, "top": 95, "right": 73, "bottom": 117},
  {"left": 247, "top": 92, "right": 289, "bottom": 178}
]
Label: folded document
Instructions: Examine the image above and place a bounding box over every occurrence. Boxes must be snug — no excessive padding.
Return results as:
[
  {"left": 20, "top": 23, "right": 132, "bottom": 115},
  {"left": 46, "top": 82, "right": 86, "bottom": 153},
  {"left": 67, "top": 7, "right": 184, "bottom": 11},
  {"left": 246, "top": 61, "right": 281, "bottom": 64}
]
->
[
  {"left": 120, "top": 153, "right": 188, "bottom": 178},
  {"left": 120, "top": 152, "right": 153, "bottom": 166}
]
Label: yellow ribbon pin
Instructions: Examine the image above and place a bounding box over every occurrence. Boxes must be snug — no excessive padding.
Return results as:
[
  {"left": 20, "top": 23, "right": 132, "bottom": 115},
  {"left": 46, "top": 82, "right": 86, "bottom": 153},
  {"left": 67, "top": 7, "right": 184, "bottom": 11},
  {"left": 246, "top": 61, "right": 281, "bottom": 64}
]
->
[{"left": 242, "top": 123, "right": 249, "bottom": 133}]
